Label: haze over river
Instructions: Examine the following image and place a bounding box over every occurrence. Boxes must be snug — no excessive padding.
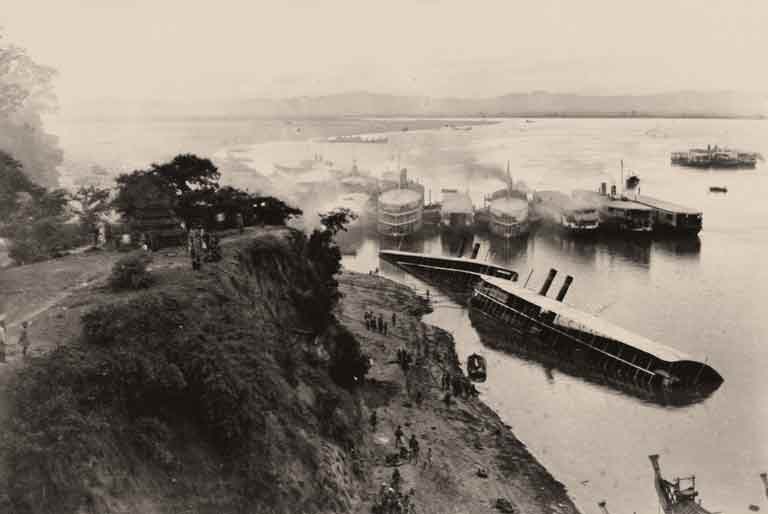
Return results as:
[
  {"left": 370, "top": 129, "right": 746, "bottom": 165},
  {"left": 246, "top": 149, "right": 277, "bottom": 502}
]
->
[{"left": 56, "top": 116, "right": 768, "bottom": 513}]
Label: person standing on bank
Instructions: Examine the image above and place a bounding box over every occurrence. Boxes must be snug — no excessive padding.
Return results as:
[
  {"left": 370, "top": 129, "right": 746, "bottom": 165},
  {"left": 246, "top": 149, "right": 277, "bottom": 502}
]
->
[
  {"left": 0, "top": 317, "right": 7, "bottom": 363},
  {"left": 18, "top": 321, "right": 30, "bottom": 359}
]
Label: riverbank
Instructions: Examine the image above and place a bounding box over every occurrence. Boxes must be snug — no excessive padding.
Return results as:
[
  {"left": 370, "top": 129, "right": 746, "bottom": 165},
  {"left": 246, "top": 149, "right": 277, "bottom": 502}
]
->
[
  {"left": 0, "top": 230, "right": 579, "bottom": 514},
  {"left": 336, "top": 271, "right": 579, "bottom": 514}
]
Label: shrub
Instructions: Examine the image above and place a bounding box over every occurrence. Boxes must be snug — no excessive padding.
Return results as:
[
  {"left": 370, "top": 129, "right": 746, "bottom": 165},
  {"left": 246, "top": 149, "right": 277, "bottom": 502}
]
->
[
  {"left": 328, "top": 327, "right": 370, "bottom": 390},
  {"left": 109, "top": 252, "right": 153, "bottom": 291},
  {"left": 7, "top": 218, "right": 89, "bottom": 265}
]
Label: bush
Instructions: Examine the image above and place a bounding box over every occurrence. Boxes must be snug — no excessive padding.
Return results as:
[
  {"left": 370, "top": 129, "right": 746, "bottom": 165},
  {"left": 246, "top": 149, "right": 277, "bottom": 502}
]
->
[
  {"left": 328, "top": 327, "right": 370, "bottom": 389},
  {"left": 7, "top": 218, "right": 89, "bottom": 265},
  {"left": 109, "top": 252, "right": 154, "bottom": 291}
]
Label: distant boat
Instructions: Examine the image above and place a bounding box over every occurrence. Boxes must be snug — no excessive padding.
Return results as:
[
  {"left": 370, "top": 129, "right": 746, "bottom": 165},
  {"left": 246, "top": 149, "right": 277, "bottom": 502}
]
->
[
  {"left": 671, "top": 145, "right": 761, "bottom": 169},
  {"left": 327, "top": 134, "right": 388, "bottom": 144},
  {"left": 709, "top": 186, "right": 728, "bottom": 193}
]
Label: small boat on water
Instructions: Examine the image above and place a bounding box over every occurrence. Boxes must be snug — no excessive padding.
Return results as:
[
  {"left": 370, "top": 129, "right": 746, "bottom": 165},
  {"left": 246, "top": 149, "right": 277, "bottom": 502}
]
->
[
  {"left": 327, "top": 134, "right": 388, "bottom": 144},
  {"left": 466, "top": 353, "right": 487, "bottom": 382},
  {"left": 709, "top": 186, "right": 728, "bottom": 193},
  {"left": 649, "top": 455, "right": 713, "bottom": 514}
]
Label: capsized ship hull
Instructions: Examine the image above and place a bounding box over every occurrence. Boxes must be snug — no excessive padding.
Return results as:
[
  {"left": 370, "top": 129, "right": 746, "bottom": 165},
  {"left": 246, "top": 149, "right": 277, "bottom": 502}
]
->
[{"left": 380, "top": 250, "right": 723, "bottom": 406}]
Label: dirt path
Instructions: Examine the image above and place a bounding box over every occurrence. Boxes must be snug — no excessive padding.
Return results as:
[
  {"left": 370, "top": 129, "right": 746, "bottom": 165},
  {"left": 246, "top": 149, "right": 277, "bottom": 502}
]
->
[{"left": 337, "top": 271, "right": 580, "bottom": 514}]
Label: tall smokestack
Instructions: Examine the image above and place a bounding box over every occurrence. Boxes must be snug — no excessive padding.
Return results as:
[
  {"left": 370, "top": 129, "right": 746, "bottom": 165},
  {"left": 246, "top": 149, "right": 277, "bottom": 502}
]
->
[
  {"left": 600, "top": 182, "right": 607, "bottom": 195},
  {"left": 470, "top": 243, "right": 481, "bottom": 259},
  {"left": 399, "top": 168, "right": 408, "bottom": 188},
  {"left": 538, "top": 269, "right": 558, "bottom": 296},
  {"left": 610, "top": 184, "right": 617, "bottom": 198},
  {"left": 555, "top": 276, "right": 574, "bottom": 302}
]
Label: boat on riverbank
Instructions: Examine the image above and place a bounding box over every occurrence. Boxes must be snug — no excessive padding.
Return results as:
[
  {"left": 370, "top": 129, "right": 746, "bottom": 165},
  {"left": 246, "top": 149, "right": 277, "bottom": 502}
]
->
[
  {"left": 377, "top": 169, "right": 425, "bottom": 237},
  {"left": 533, "top": 190, "right": 600, "bottom": 235},
  {"left": 633, "top": 194, "right": 702, "bottom": 236},
  {"left": 467, "top": 353, "right": 487, "bottom": 382},
  {"left": 574, "top": 184, "right": 654, "bottom": 235},
  {"left": 380, "top": 249, "right": 723, "bottom": 405},
  {"left": 440, "top": 189, "right": 474, "bottom": 233},
  {"left": 649, "top": 454, "right": 713, "bottom": 514}
]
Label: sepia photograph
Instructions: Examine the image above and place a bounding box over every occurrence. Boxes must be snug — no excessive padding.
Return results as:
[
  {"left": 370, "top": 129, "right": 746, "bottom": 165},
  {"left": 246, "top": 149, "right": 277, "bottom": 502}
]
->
[{"left": 0, "top": 1, "right": 766, "bottom": 513}]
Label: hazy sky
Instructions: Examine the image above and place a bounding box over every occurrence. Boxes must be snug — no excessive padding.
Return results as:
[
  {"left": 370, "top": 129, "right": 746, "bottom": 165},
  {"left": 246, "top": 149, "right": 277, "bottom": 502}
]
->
[{"left": 3, "top": 0, "right": 767, "bottom": 106}]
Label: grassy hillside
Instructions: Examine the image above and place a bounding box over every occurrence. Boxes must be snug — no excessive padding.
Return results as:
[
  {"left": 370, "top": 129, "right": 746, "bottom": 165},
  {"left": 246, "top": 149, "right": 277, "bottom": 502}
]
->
[{"left": 1, "top": 227, "right": 369, "bottom": 514}]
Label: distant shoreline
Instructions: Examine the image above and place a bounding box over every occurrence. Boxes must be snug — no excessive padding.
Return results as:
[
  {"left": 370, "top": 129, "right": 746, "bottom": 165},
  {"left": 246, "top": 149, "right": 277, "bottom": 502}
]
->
[{"left": 57, "top": 113, "right": 766, "bottom": 123}]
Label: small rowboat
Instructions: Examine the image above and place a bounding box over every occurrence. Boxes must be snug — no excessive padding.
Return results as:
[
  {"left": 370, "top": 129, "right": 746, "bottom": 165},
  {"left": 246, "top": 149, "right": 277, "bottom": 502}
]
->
[{"left": 467, "top": 353, "right": 487, "bottom": 382}]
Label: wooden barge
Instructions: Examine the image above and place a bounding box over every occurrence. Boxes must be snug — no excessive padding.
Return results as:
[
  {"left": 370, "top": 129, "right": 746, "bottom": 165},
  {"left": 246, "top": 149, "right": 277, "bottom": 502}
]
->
[
  {"left": 633, "top": 195, "right": 702, "bottom": 236},
  {"left": 380, "top": 250, "right": 723, "bottom": 402}
]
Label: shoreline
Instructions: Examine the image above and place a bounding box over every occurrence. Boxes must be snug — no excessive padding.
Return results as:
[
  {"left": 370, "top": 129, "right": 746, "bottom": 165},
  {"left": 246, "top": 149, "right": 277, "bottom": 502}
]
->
[{"left": 337, "top": 270, "right": 579, "bottom": 514}]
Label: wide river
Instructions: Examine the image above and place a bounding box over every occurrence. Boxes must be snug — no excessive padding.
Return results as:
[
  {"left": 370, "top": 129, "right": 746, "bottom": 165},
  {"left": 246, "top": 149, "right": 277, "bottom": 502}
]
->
[{"left": 56, "top": 116, "right": 768, "bottom": 514}]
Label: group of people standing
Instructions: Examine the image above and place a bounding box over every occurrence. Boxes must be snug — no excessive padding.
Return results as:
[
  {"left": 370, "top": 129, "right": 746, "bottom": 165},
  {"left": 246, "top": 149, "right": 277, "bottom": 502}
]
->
[
  {"left": 440, "top": 369, "right": 477, "bottom": 402},
  {"left": 0, "top": 317, "right": 31, "bottom": 363},
  {"left": 365, "top": 310, "right": 395, "bottom": 335},
  {"left": 187, "top": 225, "right": 221, "bottom": 270}
]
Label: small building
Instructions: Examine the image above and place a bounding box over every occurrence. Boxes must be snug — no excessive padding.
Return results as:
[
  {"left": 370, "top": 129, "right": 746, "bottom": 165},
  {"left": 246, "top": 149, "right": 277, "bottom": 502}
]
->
[{"left": 129, "top": 176, "right": 186, "bottom": 249}]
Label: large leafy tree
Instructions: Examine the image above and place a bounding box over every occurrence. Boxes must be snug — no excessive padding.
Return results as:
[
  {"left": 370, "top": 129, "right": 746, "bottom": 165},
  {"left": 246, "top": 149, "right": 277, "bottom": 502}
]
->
[
  {"left": 71, "top": 185, "right": 112, "bottom": 236},
  {"left": 150, "top": 153, "right": 220, "bottom": 197},
  {"left": 114, "top": 154, "right": 220, "bottom": 219},
  {"left": 0, "top": 31, "right": 62, "bottom": 188},
  {"left": 0, "top": 151, "right": 44, "bottom": 220}
]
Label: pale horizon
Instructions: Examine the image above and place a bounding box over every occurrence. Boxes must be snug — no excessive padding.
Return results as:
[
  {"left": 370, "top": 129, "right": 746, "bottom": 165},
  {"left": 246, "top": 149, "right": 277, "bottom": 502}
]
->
[{"left": 3, "top": 0, "right": 768, "bottom": 111}]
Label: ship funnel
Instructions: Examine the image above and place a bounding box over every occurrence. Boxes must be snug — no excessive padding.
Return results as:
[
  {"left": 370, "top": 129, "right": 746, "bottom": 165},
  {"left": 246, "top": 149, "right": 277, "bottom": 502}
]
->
[
  {"left": 610, "top": 184, "right": 617, "bottom": 198},
  {"left": 471, "top": 242, "right": 481, "bottom": 259},
  {"left": 600, "top": 182, "right": 607, "bottom": 195},
  {"left": 555, "top": 276, "right": 574, "bottom": 302},
  {"left": 539, "top": 269, "right": 558, "bottom": 296}
]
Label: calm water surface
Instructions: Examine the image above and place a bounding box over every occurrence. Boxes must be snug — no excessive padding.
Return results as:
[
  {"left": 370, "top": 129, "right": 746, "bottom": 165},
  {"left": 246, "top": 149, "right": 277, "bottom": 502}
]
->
[{"left": 59, "top": 117, "right": 768, "bottom": 514}]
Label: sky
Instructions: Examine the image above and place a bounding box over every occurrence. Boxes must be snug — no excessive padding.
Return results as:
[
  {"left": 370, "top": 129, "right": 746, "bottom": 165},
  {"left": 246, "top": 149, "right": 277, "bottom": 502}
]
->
[{"left": 2, "top": 0, "right": 768, "bottom": 107}]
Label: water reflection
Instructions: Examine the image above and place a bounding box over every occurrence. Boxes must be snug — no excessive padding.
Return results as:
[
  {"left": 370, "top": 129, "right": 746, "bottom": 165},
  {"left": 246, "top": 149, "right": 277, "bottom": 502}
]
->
[
  {"left": 485, "top": 234, "right": 530, "bottom": 263},
  {"left": 652, "top": 236, "right": 702, "bottom": 259}
]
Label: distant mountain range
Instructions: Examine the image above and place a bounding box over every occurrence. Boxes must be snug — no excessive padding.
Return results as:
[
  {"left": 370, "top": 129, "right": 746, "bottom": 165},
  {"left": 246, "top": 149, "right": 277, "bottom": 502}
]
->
[{"left": 65, "top": 90, "right": 768, "bottom": 120}]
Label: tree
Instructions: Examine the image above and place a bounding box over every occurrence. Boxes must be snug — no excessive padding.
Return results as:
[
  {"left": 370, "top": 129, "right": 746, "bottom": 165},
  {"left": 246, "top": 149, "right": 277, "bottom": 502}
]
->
[
  {"left": 149, "top": 153, "right": 220, "bottom": 196},
  {"left": 319, "top": 208, "right": 357, "bottom": 236},
  {"left": 113, "top": 169, "right": 176, "bottom": 220},
  {"left": 0, "top": 151, "right": 44, "bottom": 220},
  {"left": 252, "top": 196, "right": 303, "bottom": 226},
  {"left": 114, "top": 154, "right": 220, "bottom": 222},
  {"left": 0, "top": 31, "right": 62, "bottom": 188},
  {"left": 71, "top": 185, "right": 112, "bottom": 240}
]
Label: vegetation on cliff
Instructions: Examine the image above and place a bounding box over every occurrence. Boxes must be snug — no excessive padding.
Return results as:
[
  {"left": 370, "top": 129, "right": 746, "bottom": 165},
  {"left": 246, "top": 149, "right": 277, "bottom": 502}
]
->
[{"left": 2, "top": 225, "right": 370, "bottom": 514}]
